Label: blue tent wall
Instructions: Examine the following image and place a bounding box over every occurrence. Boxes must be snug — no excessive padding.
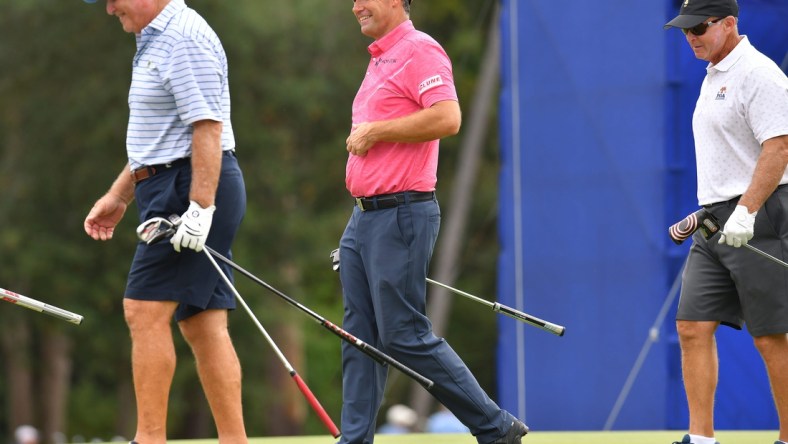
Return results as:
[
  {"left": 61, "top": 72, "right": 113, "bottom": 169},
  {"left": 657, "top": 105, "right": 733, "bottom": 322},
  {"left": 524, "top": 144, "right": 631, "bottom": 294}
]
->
[{"left": 497, "top": 0, "right": 788, "bottom": 431}]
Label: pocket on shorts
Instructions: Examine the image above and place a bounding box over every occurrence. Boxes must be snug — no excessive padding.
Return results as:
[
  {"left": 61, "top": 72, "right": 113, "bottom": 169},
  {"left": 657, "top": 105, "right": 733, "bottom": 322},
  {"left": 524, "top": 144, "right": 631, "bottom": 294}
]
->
[
  {"left": 760, "top": 187, "right": 788, "bottom": 240},
  {"left": 134, "top": 166, "right": 191, "bottom": 223}
]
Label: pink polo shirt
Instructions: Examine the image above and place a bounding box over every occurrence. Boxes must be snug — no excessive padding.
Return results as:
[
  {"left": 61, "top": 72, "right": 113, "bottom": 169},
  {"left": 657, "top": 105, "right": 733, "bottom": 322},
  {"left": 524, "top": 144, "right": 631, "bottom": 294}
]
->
[{"left": 346, "top": 20, "right": 458, "bottom": 197}]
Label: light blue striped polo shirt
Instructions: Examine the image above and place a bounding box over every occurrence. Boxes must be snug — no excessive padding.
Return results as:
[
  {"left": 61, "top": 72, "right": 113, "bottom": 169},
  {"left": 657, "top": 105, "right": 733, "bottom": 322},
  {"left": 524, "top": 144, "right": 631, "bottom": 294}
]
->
[{"left": 127, "top": 0, "right": 234, "bottom": 170}]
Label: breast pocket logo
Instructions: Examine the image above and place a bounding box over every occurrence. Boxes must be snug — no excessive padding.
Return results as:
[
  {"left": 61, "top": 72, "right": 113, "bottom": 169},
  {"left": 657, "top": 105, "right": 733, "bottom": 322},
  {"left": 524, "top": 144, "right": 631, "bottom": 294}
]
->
[
  {"left": 715, "top": 86, "right": 727, "bottom": 101},
  {"left": 418, "top": 75, "right": 444, "bottom": 94}
]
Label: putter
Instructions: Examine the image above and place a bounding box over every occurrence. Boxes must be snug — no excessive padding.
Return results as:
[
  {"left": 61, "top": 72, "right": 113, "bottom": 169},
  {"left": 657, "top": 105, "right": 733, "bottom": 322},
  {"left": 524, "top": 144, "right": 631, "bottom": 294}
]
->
[
  {"left": 136, "top": 216, "right": 435, "bottom": 391},
  {"left": 0, "top": 287, "right": 83, "bottom": 325},
  {"left": 669, "top": 208, "right": 788, "bottom": 268},
  {"left": 329, "top": 249, "right": 566, "bottom": 337}
]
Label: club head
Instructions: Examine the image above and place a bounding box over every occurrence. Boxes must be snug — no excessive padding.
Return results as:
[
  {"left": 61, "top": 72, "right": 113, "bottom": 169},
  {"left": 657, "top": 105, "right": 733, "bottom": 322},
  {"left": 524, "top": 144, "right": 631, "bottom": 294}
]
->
[
  {"left": 330, "top": 248, "right": 340, "bottom": 272},
  {"left": 136, "top": 217, "right": 177, "bottom": 245},
  {"left": 698, "top": 211, "right": 721, "bottom": 239},
  {"left": 668, "top": 209, "right": 720, "bottom": 245}
]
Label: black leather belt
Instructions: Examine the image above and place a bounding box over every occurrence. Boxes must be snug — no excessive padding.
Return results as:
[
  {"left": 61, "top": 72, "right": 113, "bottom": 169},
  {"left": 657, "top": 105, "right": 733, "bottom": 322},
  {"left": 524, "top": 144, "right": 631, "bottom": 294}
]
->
[{"left": 355, "top": 191, "right": 435, "bottom": 211}]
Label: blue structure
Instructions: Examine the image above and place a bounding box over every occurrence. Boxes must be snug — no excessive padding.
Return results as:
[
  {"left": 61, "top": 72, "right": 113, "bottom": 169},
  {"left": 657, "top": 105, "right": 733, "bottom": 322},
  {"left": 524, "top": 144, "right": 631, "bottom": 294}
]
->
[{"left": 496, "top": 0, "right": 788, "bottom": 431}]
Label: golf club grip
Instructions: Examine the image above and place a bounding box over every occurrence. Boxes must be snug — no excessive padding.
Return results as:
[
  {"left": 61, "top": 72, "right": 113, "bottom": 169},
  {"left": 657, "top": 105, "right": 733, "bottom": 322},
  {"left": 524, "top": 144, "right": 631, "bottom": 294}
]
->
[
  {"left": 0, "top": 288, "right": 83, "bottom": 325},
  {"left": 321, "top": 319, "right": 434, "bottom": 390},
  {"left": 493, "top": 303, "right": 565, "bottom": 336},
  {"left": 291, "top": 372, "right": 341, "bottom": 438}
]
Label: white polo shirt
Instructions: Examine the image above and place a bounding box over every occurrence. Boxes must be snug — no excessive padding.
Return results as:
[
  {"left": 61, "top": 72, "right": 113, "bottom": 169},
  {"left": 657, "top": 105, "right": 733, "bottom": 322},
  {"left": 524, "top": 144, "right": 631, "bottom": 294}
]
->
[
  {"left": 126, "top": 0, "right": 234, "bottom": 170},
  {"left": 693, "top": 36, "right": 788, "bottom": 205}
]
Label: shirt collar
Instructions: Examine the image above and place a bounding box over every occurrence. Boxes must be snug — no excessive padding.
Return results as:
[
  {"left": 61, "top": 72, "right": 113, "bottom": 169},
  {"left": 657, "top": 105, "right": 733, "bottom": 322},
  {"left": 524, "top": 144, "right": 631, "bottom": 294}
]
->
[
  {"left": 367, "top": 20, "right": 415, "bottom": 57},
  {"left": 708, "top": 35, "right": 750, "bottom": 73},
  {"left": 146, "top": 0, "right": 186, "bottom": 33}
]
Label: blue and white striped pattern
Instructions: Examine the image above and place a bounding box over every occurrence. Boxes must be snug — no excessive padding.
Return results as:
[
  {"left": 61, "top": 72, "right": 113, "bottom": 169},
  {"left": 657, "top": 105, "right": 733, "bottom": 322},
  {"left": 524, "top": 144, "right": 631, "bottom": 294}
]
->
[{"left": 127, "top": 0, "right": 234, "bottom": 169}]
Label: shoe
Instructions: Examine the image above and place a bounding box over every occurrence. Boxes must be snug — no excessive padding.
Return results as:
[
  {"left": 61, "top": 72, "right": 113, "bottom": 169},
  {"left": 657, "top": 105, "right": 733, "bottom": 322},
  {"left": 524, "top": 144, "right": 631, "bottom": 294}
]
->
[
  {"left": 490, "top": 420, "right": 528, "bottom": 444},
  {"left": 672, "top": 434, "right": 720, "bottom": 444}
]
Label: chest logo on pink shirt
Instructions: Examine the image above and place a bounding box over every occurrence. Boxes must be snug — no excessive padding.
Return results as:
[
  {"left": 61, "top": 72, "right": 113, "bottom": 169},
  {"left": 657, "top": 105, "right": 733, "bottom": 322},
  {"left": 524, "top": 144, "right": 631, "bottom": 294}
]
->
[
  {"left": 715, "top": 86, "right": 727, "bottom": 101},
  {"left": 375, "top": 58, "right": 398, "bottom": 67},
  {"left": 418, "top": 75, "right": 444, "bottom": 94}
]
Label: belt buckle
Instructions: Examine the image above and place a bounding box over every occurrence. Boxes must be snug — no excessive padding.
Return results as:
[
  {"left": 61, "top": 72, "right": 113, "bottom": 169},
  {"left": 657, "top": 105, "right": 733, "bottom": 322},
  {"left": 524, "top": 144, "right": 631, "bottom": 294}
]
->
[{"left": 355, "top": 197, "right": 366, "bottom": 211}]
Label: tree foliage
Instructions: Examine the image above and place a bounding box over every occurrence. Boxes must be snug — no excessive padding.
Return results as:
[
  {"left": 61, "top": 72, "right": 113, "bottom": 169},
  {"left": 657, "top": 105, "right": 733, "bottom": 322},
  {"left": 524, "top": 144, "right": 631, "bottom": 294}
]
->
[{"left": 0, "top": 0, "right": 499, "bottom": 441}]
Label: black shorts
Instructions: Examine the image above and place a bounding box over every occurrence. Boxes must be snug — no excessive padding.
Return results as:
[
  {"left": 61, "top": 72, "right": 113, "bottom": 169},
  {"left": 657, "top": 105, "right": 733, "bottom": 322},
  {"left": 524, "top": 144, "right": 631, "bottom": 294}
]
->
[
  {"left": 125, "top": 150, "right": 246, "bottom": 321},
  {"left": 678, "top": 185, "right": 788, "bottom": 336}
]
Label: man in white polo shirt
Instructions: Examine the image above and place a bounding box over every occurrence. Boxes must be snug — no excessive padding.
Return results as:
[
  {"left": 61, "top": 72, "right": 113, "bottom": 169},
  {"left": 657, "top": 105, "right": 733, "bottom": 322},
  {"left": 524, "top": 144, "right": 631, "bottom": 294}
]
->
[
  {"left": 664, "top": 1, "right": 788, "bottom": 443},
  {"left": 82, "top": 1, "right": 248, "bottom": 443},
  {"left": 337, "top": 1, "right": 527, "bottom": 443}
]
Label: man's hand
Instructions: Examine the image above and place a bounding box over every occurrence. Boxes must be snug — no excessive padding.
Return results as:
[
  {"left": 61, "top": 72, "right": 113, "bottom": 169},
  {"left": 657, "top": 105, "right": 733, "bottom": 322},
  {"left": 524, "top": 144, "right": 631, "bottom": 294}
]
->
[
  {"left": 719, "top": 205, "right": 756, "bottom": 248},
  {"left": 171, "top": 200, "right": 215, "bottom": 252},
  {"left": 346, "top": 122, "right": 377, "bottom": 157},
  {"left": 84, "top": 193, "right": 129, "bottom": 241}
]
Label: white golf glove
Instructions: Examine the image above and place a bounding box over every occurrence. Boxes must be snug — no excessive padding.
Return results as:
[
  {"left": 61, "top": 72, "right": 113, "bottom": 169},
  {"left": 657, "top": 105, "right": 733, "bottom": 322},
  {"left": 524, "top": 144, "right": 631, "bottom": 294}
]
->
[
  {"left": 171, "top": 200, "right": 215, "bottom": 253},
  {"left": 718, "top": 205, "right": 756, "bottom": 248}
]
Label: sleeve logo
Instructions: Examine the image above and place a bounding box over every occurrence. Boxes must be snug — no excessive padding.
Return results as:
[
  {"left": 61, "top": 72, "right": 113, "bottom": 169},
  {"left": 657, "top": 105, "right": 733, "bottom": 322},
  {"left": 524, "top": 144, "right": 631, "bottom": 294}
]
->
[{"left": 418, "top": 75, "right": 444, "bottom": 94}]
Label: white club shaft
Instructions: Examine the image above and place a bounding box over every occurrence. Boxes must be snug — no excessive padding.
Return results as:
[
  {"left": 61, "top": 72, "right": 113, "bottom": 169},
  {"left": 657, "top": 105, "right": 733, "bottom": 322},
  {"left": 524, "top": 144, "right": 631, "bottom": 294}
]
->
[{"left": 202, "top": 250, "right": 294, "bottom": 372}]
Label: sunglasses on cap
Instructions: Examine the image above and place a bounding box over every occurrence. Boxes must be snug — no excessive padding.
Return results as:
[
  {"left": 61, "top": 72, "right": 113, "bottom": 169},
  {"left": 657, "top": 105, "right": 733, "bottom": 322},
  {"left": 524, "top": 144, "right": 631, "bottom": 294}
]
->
[{"left": 682, "top": 17, "right": 724, "bottom": 36}]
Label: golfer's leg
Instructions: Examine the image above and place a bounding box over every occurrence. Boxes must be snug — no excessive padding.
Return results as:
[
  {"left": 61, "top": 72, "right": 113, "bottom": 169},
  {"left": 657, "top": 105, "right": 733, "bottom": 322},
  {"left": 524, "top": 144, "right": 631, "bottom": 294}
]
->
[
  {"left": 753, "top": 334, "right": 788, "bottom": 442},
  {"left": 368, "top": 205, "right": 509, "bottom": 443},
  {"left": 677, "top": 320, "right": 719, "bottom": 438},
  {"left": 338, "top": 213, "right": 388, "bottom": 444},
  {"left": 124, "top": 299, "right": 179, "bottom": 444},
  {"left": 179, "top": 309, "right": 247, "bottom": 444}
]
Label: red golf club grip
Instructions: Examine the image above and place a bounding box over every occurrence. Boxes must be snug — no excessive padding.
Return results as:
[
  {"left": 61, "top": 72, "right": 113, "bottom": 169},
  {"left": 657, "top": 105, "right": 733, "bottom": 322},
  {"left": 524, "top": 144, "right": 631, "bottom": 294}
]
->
[{"left": 292, "top": 372, "right": 341, "bottom": 438}]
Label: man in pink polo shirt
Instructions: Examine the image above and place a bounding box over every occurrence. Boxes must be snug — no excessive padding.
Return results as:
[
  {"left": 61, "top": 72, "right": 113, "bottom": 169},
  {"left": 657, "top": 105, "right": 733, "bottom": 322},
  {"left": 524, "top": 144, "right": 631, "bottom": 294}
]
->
[{"left": 336, "top": 1, "right": 529, "bottom": 443}]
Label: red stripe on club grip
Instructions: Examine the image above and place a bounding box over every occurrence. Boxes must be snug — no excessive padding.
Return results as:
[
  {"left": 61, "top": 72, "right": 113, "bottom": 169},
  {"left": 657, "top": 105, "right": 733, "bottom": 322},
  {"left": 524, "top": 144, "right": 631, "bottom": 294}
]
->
[{"left": 292, "top": 373, "right": 341, "bottom": 438}]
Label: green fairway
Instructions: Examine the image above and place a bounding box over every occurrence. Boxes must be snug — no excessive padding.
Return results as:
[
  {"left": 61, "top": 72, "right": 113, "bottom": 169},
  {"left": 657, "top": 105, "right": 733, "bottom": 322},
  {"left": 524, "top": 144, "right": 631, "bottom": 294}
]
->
[{"left": 163, "top": 430, "right": 778, "bottom": 444}]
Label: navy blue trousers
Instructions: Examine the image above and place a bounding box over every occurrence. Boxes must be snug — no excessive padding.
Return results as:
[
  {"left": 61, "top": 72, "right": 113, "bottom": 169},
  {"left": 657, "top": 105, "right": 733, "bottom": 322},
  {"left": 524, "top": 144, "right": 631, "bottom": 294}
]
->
[{"left": 337, "top": 197, "right": 512, "bottom": 444}]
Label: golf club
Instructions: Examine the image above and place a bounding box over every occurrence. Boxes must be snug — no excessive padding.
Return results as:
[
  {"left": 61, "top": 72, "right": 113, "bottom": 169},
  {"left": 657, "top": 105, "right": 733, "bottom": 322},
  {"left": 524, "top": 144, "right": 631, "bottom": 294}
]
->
[
  {"left": 138, "top": 216, "right": 340, "bottom": 437},
  {"left": 669, "top": 208, "right": 788, "bottom": 268},
  {"left": 202, "top": 249, "right": 340, "bottom": 438},
  {"left": 0, "top": 287, "right": 84, "bottom": 325},
  {"left": 136, "top": 216, "right": 434, "bottom": 391},
  {"left": 329, "top": 249, "right": 566, "bottom": 337}
]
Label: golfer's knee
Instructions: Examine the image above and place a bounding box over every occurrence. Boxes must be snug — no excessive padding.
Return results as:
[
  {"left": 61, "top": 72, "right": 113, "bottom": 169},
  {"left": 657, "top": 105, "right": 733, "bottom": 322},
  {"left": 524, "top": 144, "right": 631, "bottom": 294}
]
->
[
  {"left": 179, "top": 311, "right": 228, "bottom": 344},
  {"left": 753, "top": 333, "right": 787, "bottom": 355},
  {"left": 676, "top": 320, "right": 716, "bottom": 344},
  {"left": 123, "top": 299, "right": 175, "bottom": 333}
]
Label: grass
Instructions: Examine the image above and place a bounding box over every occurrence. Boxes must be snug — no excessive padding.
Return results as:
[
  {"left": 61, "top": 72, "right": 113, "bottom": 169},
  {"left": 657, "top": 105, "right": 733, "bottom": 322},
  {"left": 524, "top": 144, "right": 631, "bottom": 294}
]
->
[{"left": 157, "top": 430, "right": 779, "bottom": 444}]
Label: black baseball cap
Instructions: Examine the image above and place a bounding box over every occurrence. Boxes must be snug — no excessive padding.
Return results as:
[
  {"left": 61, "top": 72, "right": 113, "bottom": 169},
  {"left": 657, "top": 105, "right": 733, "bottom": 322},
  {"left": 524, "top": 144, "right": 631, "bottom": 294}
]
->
[{"left": 664, "top": 0, "right": 738, "bottom": 30}]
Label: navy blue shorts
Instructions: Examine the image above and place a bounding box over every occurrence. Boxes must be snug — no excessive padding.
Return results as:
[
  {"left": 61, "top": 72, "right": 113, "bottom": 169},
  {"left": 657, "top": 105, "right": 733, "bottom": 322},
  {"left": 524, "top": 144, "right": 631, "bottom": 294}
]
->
[{"left": 126, "top": 150, "right": 246, "bottom": 321}]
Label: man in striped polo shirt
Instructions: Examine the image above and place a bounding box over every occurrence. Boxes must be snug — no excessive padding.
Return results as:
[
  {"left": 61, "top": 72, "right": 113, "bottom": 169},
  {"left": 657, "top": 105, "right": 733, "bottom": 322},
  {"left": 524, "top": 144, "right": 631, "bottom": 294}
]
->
[
  {"left": 337, "top": 1, "right": 528, "bottom": 443},
  {"left": 82, "top": 1, "right": 248, "bottom": 443},
  {"left": 664, "top": 0, "right": 788, "bottom": 443}
]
